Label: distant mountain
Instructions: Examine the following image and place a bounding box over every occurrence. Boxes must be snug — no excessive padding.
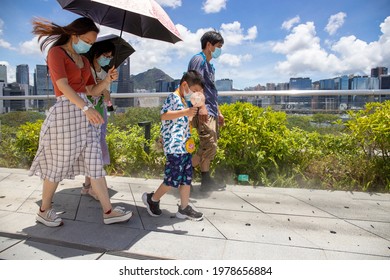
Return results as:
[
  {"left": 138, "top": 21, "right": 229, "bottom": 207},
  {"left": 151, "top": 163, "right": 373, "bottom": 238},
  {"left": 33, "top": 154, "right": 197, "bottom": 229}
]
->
[{"left": 130, "top": 67, "right": 174, "bottom": 91}]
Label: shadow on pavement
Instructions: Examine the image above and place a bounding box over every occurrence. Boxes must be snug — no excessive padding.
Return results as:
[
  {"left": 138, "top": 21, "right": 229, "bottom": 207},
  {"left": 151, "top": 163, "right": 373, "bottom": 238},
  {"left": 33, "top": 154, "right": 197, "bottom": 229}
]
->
[{"left": 20, "top": 186, "right": 188, "bottom": 258}]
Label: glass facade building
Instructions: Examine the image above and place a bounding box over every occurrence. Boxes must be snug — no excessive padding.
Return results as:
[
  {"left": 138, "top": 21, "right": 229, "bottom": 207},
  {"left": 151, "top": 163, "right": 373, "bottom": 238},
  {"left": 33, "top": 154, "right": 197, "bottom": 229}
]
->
[
  {"left": 16, "top": 64, "right": 29, "bottom": 85},
  {"left": 0, "top": 65, "right": 7, "bottom": 83}
]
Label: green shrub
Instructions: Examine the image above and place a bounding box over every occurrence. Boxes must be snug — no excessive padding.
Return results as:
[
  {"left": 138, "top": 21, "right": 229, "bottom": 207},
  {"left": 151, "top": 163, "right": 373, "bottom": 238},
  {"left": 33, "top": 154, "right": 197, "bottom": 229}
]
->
[
  {"left": 0, "top": 111, "right": 45, "bottom": 127},
  {"left": 108, "top": 107, "right": 160, "bottom": 130},
  {"left": 345, "top": 101, "right": 390, "bottom": 161},
  {"left": 105, "top": 123, "right": 165, "bottom": 177},
  {"left": 0, "top": 124, "right": 19, "bottom": 167},
  {"left": 14, "top": 120, "right": 43, "bottom": 167},
  {"left": 0, "top": 102, "right": 389, "bottom": 192},
  {"left": 216, "top": 102, "right": 292, "bottom": 185}
]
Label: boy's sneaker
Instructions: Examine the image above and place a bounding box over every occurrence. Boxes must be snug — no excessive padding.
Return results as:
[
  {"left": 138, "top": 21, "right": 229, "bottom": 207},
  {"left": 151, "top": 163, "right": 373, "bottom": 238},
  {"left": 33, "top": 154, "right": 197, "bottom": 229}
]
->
[
  {"left": 142, "top": 192, "right": 162, "bottom": 217},
  {"left": 176, "top": 205, "right": 203, "bottom": 221},
  {"left": 36, "top": 208, "right": 63, "bottom": 227},
  {"left": 103, "top": 206, "right": 133, "bottom": 224}
]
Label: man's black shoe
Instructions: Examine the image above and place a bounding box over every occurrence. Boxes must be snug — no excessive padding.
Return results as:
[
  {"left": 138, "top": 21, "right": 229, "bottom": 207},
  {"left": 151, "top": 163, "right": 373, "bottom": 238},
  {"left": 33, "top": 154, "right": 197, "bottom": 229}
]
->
[{"left": 199, "top": 177, "right": 225, "bottom": 192}]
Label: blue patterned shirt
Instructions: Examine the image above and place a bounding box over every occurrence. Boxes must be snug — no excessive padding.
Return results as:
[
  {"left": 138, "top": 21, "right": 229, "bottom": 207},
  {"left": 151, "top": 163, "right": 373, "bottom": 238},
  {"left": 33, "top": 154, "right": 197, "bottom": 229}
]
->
[
  {"left": 160, "top": 92, "right": 190, "bottom": 155},
  {"left": 188, "top": 52, "right": 218, "bottom": 117}
]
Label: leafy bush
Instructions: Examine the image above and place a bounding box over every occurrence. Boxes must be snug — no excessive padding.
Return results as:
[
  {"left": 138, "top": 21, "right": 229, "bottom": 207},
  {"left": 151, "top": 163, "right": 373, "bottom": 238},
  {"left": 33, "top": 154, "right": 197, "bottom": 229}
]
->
[
  {"left": 345, "top": 101, "right": 390, "bottom": 161},
  {"left": 216, "top": 102, "right": 292, "bottom": 185},
  {"left": 0, "top": 124, "right": 19, "bottom": 167},
  {"left": 0, "top": 101, "right": 389, "bottom": 192},
  {"left": 0, "top": 111, "right": 45, "bottom": 127},
  {"left": 105, "top": 123, "right": 165, "bottom": 177},
  {"left": 108, "top": 107, "right": 160, "bottom": 130},
  {"left": 14, "top": 120, "right": 43, "bottom": 167}
]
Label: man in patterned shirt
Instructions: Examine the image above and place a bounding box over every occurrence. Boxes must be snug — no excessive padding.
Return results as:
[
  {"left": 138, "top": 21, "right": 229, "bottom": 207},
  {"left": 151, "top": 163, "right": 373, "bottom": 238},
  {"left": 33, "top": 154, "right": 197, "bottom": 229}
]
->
[
  {"left": 188, "top": 30, "right": 225, "bottom": 192},
  {"left": 142, "top": 70, "right": 205, "bottom": 221}
]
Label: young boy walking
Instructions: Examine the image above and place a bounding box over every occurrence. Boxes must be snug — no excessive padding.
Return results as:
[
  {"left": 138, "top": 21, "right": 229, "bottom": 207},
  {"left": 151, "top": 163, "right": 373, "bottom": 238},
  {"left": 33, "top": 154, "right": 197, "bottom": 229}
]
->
[{"left": 142, "top": 70, "right": 204, "bottom": 221}]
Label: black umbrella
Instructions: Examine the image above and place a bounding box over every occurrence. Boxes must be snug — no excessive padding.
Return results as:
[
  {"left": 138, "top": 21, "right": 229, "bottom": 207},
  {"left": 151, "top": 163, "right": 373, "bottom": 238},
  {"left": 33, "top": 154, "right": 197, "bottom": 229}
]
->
[
  {"left": 83, "top": 34, "right": 135, "bottom": 71},
  {"left": 57, "top": 0, "right": 182, "bottom": 44}
]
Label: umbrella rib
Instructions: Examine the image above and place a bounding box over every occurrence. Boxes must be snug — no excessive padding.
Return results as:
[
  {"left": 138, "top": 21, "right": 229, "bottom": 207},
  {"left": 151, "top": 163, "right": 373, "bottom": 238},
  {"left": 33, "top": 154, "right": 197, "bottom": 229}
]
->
[
  {"left": 119, "top": 10, "right": 126, "bottom": 38},
  {"left": 99, "top": 5, "right": 111, "bottom": 26}
]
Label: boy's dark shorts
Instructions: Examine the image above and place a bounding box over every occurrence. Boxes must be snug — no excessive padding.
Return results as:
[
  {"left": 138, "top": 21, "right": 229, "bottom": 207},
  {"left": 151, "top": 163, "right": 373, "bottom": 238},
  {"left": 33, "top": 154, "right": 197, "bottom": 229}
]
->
[{"left": 163, "top": 153, "right": 192, "bottom": 188}]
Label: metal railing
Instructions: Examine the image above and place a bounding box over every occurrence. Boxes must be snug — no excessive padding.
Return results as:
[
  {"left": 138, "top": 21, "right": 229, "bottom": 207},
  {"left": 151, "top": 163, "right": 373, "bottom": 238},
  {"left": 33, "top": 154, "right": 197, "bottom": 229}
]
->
[
  {"left": 2, "top": 89, "right": 390, "bottom": 100},
  {"left": 1, "top": 89, "right": 390, "bottom": 113}
]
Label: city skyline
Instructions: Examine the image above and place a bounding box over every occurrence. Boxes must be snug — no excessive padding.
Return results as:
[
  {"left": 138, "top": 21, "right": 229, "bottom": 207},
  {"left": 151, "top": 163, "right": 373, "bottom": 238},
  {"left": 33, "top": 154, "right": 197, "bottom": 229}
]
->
[
  {"left": 0, "top": 0, "right": 389, "bottom": 89},
  {"left": 1, "top": 62, "right": 389, "bottom": 90}
]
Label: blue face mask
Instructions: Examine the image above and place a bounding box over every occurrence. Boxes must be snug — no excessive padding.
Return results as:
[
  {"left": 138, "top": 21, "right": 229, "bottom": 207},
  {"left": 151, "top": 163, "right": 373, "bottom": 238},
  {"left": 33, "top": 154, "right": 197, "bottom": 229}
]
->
[
  {"left": 97, "top": 56, "right": 111, "bottom": 67},
  {"left": 184, "top": 87, "right": 194, "bottom": 101},
  {"left": 72, "top": 37, "right": 92, "bottom": 54},
  {"left": 212, "top": 47, "right": 222, "bottom": 59}
]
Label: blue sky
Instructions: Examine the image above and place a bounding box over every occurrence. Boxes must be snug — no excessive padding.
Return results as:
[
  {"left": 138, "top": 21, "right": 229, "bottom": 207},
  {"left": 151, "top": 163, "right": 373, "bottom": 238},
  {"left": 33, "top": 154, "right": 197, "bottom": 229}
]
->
[{"left": 1, "top": 0, "right": 389, "bottom": 89}]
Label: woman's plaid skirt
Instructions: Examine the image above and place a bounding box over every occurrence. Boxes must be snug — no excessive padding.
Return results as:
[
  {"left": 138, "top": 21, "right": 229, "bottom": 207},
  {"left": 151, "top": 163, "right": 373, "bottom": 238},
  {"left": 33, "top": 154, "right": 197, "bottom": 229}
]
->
[{"left": 29, "top": 94, "right": 106, "bottom": 182}]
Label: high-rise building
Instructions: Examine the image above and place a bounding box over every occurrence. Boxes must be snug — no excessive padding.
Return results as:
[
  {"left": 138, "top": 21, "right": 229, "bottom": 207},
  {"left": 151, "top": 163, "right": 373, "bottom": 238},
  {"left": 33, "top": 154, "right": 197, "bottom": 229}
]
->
[
  {"left": 380, "top": 75, "right": 390, "bottom": 89},
  {"left": 334, "top": 75, "right": 350, "bottom": 107},
  {"left": 379, "top": 75, "right": 390, "bottom": 101},
  {"left": 0, "top": 64, "right": 7, "bottom": 83},
  {"left": 16, "top": 64, "right": 29, "bottom": 85},
  {"left": 288, "top": 77, "right": 312, "bottom": 108},
  {"left": 216, "top": 78, "right": 233, "bottom": 104},
  {"left": 1, "top": 83, "right": 29, "bottom": 112},
  {"left": 34, "top": 65, "right": 54, "bottom": 110},
  {"left": 317, "top": 78, "right": 337, "bottom": 110},
  {"left": 334, "top": 75, "right": 349, "bottom": 90},
  {"left": 371, "top": 67, "right": 388, "bottom": 77},
  {"left": 116, "top": 57, "right": 133, "bottom": 108},
  {"left": 350, "top": 76, "right": 380, "bottom": 107}
]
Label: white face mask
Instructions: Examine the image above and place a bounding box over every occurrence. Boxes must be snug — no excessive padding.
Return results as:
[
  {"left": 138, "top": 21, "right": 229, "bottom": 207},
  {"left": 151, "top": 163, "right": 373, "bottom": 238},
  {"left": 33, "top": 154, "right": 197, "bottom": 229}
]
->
[{"left": 184, "top": 86, "right": 194, "bottom": 101}]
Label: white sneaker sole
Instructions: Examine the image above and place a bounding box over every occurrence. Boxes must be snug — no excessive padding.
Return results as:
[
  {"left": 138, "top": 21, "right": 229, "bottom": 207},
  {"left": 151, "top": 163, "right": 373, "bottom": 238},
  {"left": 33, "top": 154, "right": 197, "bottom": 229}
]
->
[
  {"left": 104, "top": 211, "right": 133, "bottom": 225},
  {"left": 175, "top": 212, "right": 204, "bottom": 221},
  {"left": 36, "top": 214, "right": 63, "bottom": 227}
]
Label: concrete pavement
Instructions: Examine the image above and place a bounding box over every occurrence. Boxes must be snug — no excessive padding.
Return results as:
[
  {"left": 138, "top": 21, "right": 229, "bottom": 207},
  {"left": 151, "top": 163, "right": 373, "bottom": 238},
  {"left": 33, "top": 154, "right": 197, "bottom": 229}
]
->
[{"left": 0, "top": 167, "right": 389, "bottom": 260}]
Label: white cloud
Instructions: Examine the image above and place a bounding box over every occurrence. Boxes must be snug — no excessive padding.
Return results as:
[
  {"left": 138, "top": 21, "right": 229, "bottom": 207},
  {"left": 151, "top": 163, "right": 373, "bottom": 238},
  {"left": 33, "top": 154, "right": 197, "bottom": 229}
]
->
[
  {"left": 220, "top": 21, "right": 257, "bottom": 46},
  {"left": 218, "top": 53, "right": 252, "bottom": 67},
  {"left": 155, "top": 0, "right": 182, "bottom": 8},
  {"left": 0, "top": 18, "right": 17, "bottom": 51},
  {"left": 325, "top": 12, "right": 346, "bottom": 36},
  {"left": 273, "top": 22, "right": 342, "bottom": 76},
  {"left": 272, "top": 16, "right": 390, "bottom": 79},
  {"left": 282, "top": 16, "right": 300, "bottom": 31},
  {"left": 202, "top": 0, "right": 227, "bottom": 14},
  {"left": 0, "top": 39, "right": 16, "bottom": 50},
  {"left": 19, "top": 37, "right": 42, "bottom": 56},
  {"left": 273, "top": 22, "right": 319, "bottom": 54}
]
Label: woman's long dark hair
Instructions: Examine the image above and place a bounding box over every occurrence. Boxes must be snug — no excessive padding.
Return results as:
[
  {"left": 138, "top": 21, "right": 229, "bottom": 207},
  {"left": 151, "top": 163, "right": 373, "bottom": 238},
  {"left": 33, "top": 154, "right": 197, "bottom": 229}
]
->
[{"left": 32, "top": 17, "right": 99, "bottom": 52}]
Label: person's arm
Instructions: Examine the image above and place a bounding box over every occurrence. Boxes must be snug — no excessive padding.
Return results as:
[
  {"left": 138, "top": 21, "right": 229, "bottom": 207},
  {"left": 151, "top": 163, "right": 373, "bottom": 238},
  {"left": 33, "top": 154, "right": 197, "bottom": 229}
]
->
[
  {"left": 218, "top": 106, "right": 224, "bottom": 126},
  {"left": 56, "top": 78, "right": 103, "bottom": 124},
  {"left": 161, "top": 107, "right": 197, "bottom": 121},
  {"left": 48, "top": 48, "right": 103, "bottom": 124},
  {"left": 86, "top": 67, "right": 117, "bottom": 96},
  {"left": 188, "top": 55, "right": 208, "bottom": 123}
]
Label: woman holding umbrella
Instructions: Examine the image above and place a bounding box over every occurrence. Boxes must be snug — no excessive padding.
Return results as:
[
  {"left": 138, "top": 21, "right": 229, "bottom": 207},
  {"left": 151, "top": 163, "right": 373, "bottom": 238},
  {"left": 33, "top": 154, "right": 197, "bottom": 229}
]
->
[
  {"left": 81, "top": 40, "right": 115, "bottom": 199},
  {"left": 29, "top": 17, "right": 133, "bottom": 227}
]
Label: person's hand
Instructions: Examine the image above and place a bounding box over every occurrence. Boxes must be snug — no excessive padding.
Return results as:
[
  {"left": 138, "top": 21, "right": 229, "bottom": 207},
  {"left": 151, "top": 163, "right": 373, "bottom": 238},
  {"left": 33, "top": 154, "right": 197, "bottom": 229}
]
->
[
  {"left": 198, "top": 105, "right": 208, "bottom": 123},
  {"left": 186, "top": 107, "right": 198, "bottom": 117},
  {"left": 102, "top": 89, "right": 111, "bottom": 103},
  {"left": 84, "top": 108, "right": 104, "bottom": 124},
  {"left": 106, "top": 67, "right": 118, "bottom": 82},
  {"left": 218, "top": 113, "right": 225, "bottom": 127}
]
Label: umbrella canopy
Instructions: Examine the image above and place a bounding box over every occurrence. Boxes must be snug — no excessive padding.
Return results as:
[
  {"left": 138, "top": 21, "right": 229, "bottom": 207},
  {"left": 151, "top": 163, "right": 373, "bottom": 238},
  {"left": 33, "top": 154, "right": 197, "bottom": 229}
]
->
[
  {"left": 57, "top": 0, "right": 182, "bottom": 44},
  {"left": 83, "top": 34, "right": 135, "bottom": 71}
]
